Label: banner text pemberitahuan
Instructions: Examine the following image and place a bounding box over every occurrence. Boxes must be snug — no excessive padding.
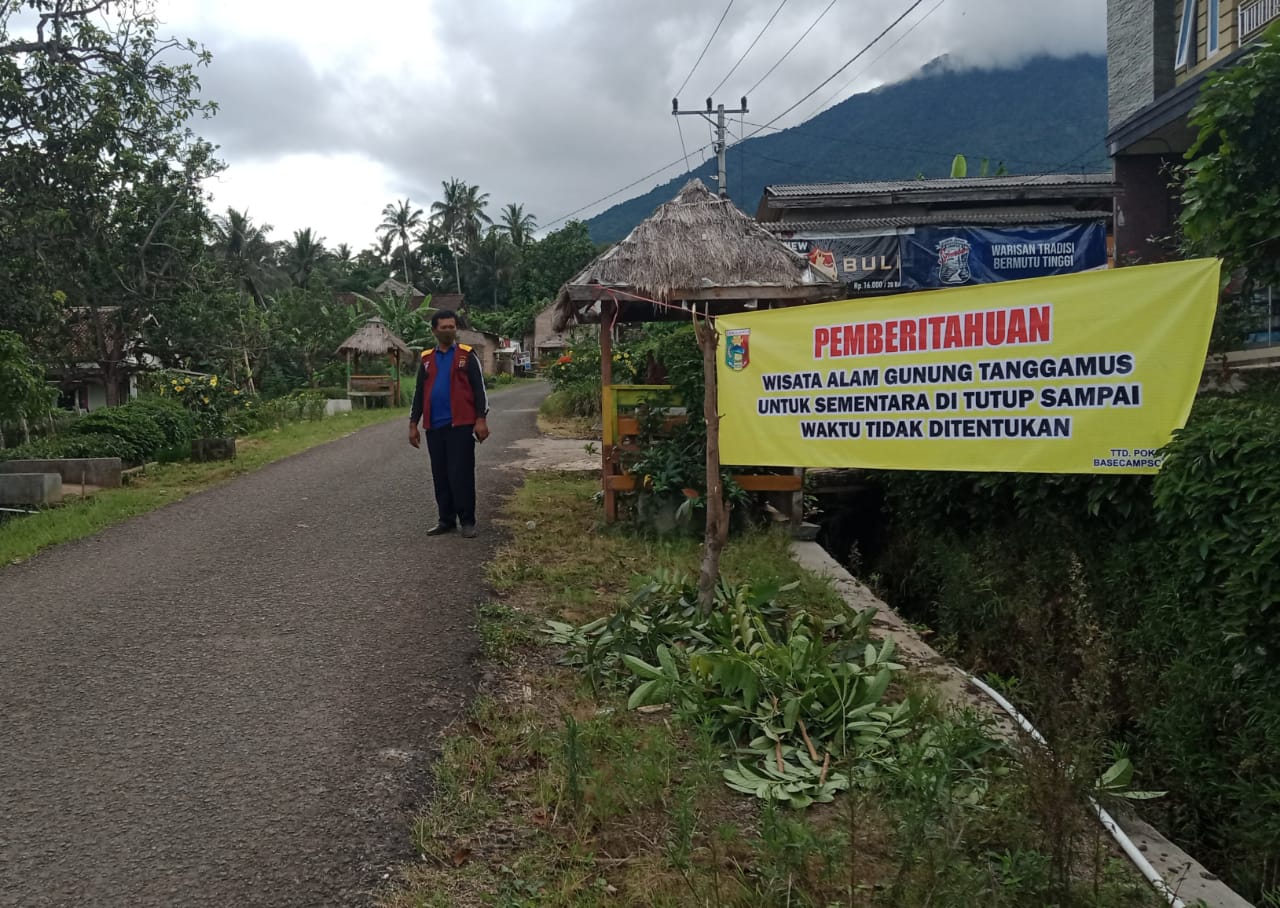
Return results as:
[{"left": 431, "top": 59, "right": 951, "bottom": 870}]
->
[{"left": 716, "top": 260, "right": 1220, "bottom": 474}]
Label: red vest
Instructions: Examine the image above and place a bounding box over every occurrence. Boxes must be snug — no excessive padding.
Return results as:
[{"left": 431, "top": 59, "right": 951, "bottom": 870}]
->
[{"left": 421, "top": 343, "right": 479, "bottom": 427}]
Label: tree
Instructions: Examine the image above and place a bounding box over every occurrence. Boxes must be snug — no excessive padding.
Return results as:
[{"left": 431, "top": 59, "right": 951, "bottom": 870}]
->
[
  {"left": 283, "top": 228, "right": 327, "bottom": 288},
  {"left": 469, "top": 229, "right": 520, "bottom": 310},
  {"left": 496, "top": 203, "right": 538, "bottom": 247},
  {"left": 213, "top": 209, "right": 277, "bottom": 307},
  {"left": 511, "top": 221, "right": 600, "bottom": 307},
  {"left": 1180, "top": 21, "right": 1280, "bottom": 351},
  {"left": 368, "top": 294, "right": 433, "bottom": 349},
  {"left": 430, "top": 178, "right": 491, "bottom": 293},
  {"left": 0, "top": 331, "right": 55, "bottom": 447},
  {"left": 378, "top": 199, "right": 424, "bottom": 289},
  {"left": 0, "top": 0, "right": 222, "bottom": 404},
  {"left": 1181, "top": 21, "right": 1280, "bottom": 290}
]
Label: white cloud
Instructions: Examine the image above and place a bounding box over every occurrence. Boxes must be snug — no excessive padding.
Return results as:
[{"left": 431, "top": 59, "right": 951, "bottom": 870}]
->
[{"left": 155, "top": 0, "right": 1107, "bottom": 249}]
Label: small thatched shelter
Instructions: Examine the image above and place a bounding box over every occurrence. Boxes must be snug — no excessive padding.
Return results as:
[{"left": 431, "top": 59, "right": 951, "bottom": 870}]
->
[
  {"left": 336, "top": 316, "right": 413, "bottom": 406},
  {"left": 553, "top": 179, "right": 843, "bottom": 526},
  {"left": 555, "top": 179, "right": 840, "bottom": 338}
]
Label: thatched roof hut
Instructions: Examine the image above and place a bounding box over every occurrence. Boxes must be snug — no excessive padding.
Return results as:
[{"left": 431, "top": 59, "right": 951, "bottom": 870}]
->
[
  {"left": 555, "top": 179, "right": 841, "bottom": 330},
  {"left": 335, "top": 316, "right": 412, "bottom": 359}
]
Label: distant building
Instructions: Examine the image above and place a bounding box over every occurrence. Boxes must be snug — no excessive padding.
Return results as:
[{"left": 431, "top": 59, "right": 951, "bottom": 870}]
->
[
  {"left": 756, "top": 174, "right": 1117, "bottom": 296},
  {"left": 526, "top": 303, "right": 575, "bottom": 363}
]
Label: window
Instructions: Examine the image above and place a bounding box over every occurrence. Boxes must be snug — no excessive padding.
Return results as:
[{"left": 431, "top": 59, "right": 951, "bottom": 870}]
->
[
  {"left": 1176, "top": 0, "right": 1198, "bottom": 68},
  {"left": 1208, "top": 0, "right": 1220, "bottom": 54}
]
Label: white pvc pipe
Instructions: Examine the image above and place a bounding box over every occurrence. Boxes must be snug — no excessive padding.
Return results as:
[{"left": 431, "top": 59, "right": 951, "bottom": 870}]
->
[{"left": 968, "top": 675, "right": 1186, "bottom": 908}]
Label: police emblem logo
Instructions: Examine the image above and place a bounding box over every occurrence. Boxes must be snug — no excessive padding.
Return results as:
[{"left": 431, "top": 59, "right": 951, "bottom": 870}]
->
[
  {"left": 936, "top": 236, "right": 972, "bottom": 285},
  {"left": 725, "top": 328, "right": 750, "bottom": 371}
]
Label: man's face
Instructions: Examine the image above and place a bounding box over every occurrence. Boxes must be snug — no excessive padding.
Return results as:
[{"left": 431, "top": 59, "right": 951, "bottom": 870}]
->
[{"left": 433, "top": 318, "right": 457, "bottom": 347}]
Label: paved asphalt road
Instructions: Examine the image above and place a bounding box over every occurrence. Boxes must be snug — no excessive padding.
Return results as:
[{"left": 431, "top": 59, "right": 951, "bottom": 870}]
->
[{"left": 0, "top": 381, "right": 548, "bottom": 907}]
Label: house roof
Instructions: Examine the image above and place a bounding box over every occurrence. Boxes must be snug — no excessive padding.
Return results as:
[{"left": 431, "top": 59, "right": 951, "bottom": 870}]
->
[
  {"left": 375, "top": 277, "right": 425, "bottom": 298},
  {"left": 66, "top": 307, "right": 127, "bottom": 363},
  {"left": 765, "top": 208, "right": 1113, "bottom": 235},
  {"left": 555, "top": 179, "right": 840, "bottom": 329},
  {"left": 764, "top": 172, "right": 1117, "bottom": 198},
  {"left": 756, "top": 173, "right": 1118, "bottom": 221},
  {"left": 335, "top": 316, "right": 412, "bottom": 359}
]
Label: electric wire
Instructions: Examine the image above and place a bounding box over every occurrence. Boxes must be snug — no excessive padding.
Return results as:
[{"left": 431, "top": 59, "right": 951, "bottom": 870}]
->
[
  {"left": 745, "top": 0, "right": 839, "bottom": 98},
  {"left": 737, "top": 0, "right": 928, "bottom": 144},
  {"left": 674, "top": 0, "right": 735, "bottom": 99},
  {"left": 708, "top": 0, "right": 789, "bottom": 96},
  {"left": 541, "top": 143, "right": 714, "bottom": 230},
  {"left": 806, "top": 0, "right": 947, "bottom": 119}
]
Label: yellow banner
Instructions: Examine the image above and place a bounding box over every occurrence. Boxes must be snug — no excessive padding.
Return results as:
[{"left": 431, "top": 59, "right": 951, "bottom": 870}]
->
[{"left": 718, "top": 259, "right": 1220, "bottom": 473}]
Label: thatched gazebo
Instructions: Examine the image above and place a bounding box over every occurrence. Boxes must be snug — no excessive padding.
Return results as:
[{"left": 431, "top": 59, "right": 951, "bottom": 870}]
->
[
  {"left": 553, "top": 179, "right": 843, "bottom": 525},
  {"left": 336, "top": 316, "right": 412, "bottom": 406}
]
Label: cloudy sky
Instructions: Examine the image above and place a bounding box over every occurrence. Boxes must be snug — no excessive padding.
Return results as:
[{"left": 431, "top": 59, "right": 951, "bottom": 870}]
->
[{"left": 154, "top": 0, "right": 1106, "bottom": 250}]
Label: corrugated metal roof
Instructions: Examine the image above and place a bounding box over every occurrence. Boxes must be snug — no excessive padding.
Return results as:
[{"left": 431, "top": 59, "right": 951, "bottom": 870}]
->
[
  {"left": 763, "top": 209, "right": 1112, "bottom": 234},
  {"left": 765, "top": 172, "right": 1116, "bottom": 198}
]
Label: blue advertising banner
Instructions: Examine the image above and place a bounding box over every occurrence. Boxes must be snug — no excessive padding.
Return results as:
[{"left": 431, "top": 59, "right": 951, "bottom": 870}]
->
[{"left": 901, "top": 223, "right": 1108, "bottom": 290}]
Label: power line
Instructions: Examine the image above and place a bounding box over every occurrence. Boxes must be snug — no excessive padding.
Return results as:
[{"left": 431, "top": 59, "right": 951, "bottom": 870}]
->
[
  {"left": 675, "top": 116, "right": 691, "bottom": 173},
  {"left": 746, "top": 0, "right": 839, "bottom": 98},
  {"left": 541, "top": 144, "right": 714, "bottom": 230},
  {"left": 806, "top": 0, "right": 946, "bottom": 120},
  {"left": 674, "top": 0, "right": 735, "bottom": 98},
  {"left": 738, "top": 0, "right": 928, "bottom": 143},
  {"left": 708, "top": 0, "right": 789, "bottom": 97}
]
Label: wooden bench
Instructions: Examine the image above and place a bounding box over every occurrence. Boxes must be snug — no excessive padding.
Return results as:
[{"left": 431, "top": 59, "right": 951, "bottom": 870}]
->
[{"left": 348, "top": 375, "right": 398, "bottom": 406}]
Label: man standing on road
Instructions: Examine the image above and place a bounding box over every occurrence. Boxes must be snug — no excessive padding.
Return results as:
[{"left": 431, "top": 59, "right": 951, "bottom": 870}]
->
[{"left": 409, "top": 309, "right": 490, "bottom": 537}]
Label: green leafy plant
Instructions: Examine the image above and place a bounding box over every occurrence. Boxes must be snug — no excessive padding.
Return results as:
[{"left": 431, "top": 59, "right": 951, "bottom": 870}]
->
[{"left": 155, "top": 371, "right": 243, "bottom": 437}]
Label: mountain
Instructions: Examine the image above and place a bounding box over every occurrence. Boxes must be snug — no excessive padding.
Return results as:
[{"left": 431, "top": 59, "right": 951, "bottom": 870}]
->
[{"left": 585, "top": 54, "right": 1109, "bottom": 243}]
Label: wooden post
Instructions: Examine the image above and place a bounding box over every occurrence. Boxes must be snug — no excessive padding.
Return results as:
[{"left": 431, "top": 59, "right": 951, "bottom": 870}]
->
[
  {"left": 695, "top": 307, "right": 728, "bottom": 612},
  {"left": 392, "top": 352, "right": 400, "bottom": 406},
  {"left": 600, "top": 298, "right": 617, "bottom": 522}
]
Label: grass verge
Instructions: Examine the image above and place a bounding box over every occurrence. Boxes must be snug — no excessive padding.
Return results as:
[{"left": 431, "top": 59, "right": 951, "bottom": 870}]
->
[
  {"left": 382, "top": 475, "right": 1166, "bottom": 908},
  {"left": 0, "top": 406, "right": 406, "bottom": 566}
]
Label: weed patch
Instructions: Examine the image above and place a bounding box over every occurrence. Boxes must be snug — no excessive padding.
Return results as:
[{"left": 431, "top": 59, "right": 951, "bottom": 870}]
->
[{"left": 384, "top": 475, "right": 1164, "bottom": 908}]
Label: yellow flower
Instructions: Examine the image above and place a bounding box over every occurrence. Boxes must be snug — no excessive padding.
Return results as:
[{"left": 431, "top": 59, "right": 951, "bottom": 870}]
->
[
  {"left": 202, "top": 395, "right": 210, "bottom": 405},
  {"left": 233, "top": 389, "right": 241, "bottom": 396},
  {"left": 209, "top": 376, "right": 218, "bottom": 388}
]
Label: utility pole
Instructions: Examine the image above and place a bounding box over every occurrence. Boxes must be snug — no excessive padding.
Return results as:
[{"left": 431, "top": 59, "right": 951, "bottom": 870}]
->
[{"left": 672, "top": 96, "right": 749, "bottom": 199}]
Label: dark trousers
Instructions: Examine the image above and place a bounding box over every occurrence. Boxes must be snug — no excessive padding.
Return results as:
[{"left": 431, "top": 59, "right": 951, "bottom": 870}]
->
[{"left": 425, "top": 424, "right": 477, "bottom": 526}]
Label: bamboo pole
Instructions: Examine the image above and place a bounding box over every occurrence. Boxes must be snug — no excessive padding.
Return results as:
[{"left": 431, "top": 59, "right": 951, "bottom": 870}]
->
[{"left": 695, "top": 306, "right": 728, "bottom": 613}]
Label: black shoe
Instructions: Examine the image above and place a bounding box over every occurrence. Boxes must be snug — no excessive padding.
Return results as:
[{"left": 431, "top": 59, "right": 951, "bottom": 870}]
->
[
  {"left": 461, "top": 524, "right": 478, "bottom": 538},
  {"left": 426, "top": 522, "right": 456, "bottom": 536}
]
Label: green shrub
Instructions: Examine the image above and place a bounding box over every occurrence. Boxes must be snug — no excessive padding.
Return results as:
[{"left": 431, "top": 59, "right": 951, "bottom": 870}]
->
[
  {"left": 867, "top": 393, "right": 1280, "bottom": 900},
  {"left": 237, "top": 390, "right": 327, "bottom": 432},
  {"left": 0, "top": 432, "right": 137, "bottom": 463},
  {"left": 127, "top": 397, "right": 197, "bottom": 447},
  {"left": 70, "top": 404, "right": 166, "bottom": 465}
]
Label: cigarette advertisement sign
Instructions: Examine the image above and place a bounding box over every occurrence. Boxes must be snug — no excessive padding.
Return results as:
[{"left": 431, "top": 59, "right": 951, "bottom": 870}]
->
[
  {"left": 717, "top": 259, "right": 1220, "bottom": 474},
  {"left": 900, "top": 223, "right": 1108, "bottom": 290}
]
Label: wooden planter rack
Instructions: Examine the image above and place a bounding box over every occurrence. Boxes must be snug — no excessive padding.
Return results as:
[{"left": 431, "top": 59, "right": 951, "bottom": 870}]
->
[{"left": 601, "top": 383, "right": 802, "bottom": 524}]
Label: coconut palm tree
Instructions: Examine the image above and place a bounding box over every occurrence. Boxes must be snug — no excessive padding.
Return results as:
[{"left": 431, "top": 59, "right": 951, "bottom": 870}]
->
[
  {"left": 430, "top": 178, "right": 492, "bottom": 293},
  {"left": 496, "top": 203, "right": 538, "bottom": 247},
  {"left": 212, "top": 207, "right": 276, "bottom": 307},
  {"left": 378, "top": 198, "right": 424, "bottom": 288},
  {"left": 283, "top": 227, "right": 327, "bottom": 288}
]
